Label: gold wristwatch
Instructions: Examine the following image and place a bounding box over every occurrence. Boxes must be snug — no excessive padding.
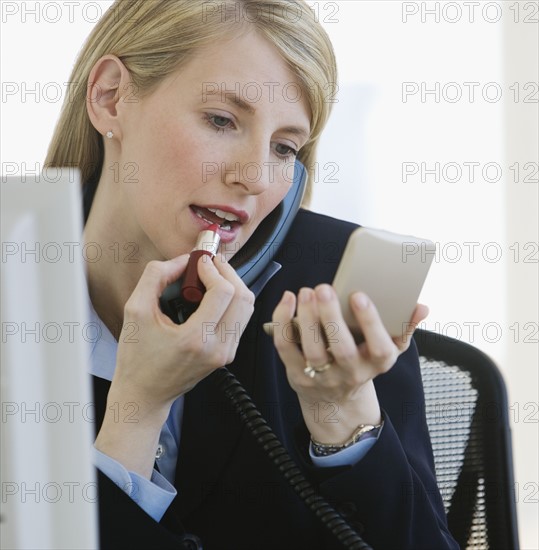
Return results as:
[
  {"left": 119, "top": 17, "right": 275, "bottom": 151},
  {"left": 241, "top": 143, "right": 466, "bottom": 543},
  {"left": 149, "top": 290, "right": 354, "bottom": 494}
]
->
[{"left": 311, "top": 421, "right": 384, "bottom": 457}]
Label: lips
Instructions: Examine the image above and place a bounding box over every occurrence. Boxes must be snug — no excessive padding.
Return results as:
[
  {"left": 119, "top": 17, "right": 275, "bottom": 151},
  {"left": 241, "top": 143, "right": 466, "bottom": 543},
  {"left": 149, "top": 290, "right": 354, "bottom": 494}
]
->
[{"left": 190, "top": 205, "right": 248, "bottom": 230}]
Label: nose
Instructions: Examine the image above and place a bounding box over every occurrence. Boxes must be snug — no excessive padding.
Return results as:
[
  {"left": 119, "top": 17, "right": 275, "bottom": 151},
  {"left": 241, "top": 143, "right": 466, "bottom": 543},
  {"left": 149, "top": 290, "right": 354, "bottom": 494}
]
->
[{"left": 222, "top": 141, "right": 272, "bottom": 195}]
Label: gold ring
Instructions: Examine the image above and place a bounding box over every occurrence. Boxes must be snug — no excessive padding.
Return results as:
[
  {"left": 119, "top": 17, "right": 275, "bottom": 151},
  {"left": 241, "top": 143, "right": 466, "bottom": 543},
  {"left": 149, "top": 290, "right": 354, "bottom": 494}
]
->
[{"left": 304, "top": 360, "right": 333, "bottom": 378}]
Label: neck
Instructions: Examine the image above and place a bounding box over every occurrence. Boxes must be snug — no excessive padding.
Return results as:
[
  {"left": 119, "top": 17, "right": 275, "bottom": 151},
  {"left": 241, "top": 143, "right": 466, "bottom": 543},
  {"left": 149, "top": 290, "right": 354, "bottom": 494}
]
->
[
  {"left": 85, "top": 261, "right": 133, "bottom": 341},
  {"left": 83, "top": 173, "right": 151, "bottom": 340}
]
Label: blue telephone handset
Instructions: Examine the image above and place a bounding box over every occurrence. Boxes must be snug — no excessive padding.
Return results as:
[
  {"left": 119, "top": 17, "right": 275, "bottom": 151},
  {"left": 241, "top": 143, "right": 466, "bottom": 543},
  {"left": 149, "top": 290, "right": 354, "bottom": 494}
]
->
[{"left": 229, "top": 159, "right": 307, "bottom": 286}]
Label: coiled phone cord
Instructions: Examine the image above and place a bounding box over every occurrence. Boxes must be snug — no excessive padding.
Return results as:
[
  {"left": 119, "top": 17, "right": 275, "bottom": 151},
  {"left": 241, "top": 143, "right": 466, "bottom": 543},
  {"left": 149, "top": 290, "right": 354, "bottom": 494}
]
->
[{"left": 211, "top": 366, "right": 373, "bottom": 550}]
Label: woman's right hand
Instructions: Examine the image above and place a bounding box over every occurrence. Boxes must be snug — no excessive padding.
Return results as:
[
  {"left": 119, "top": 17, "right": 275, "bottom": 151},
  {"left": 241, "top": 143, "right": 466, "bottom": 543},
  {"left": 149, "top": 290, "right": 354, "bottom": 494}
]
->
[{"left": 94, "top": 253, "right": 255, "bottom": 478}]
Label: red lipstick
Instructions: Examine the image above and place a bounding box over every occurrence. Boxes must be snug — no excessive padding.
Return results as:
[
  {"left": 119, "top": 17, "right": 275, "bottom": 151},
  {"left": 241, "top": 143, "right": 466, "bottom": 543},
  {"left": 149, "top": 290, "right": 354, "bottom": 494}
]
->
[{"left": 180, "top": 224, "right": 221, "bottom": 304}]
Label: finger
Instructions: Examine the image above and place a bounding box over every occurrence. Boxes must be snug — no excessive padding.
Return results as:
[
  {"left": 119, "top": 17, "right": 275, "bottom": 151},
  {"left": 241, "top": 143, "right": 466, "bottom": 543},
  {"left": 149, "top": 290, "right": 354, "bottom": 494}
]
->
[
  {"left": 349, "top": 292, "right": 398, "bottom": 372},
  {"left": 127, "top": 255, "right": 190, "bottom": 315},
  {"left": 271, "top": 291, "right": 304, "bottom": 367},
  {"left": 187, "top": 255, "right": 236, "bottom": 325},
  {"left": 296, "top": 287, "right": 333, "bottom": 369},
  {"left": 211, "top": 253, "right": 251, "bottom": 288},
  {"left": 188, "top": 256, "right": 255, "bottom": 359},
  {"left": 209, "top": 255, "right": 255, "bottom": 325},
  {"left": 209, "top": 255, "right": 255, "bottom": 342},
  {"left": 411, "top": 303, "right": 429, "bottom": 325},
  {"left": 313, "top": 284, "right": 357, "bottom": 367},
  {"left": 393, "top": 303, "right": 429, "bottom": 351}
]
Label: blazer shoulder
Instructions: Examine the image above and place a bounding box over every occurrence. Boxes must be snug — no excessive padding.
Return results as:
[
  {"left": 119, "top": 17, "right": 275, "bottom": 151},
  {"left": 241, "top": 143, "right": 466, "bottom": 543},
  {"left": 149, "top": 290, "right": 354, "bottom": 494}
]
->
[
  {"left": 289, "top": 208, "right": 359, "bottom": 244},
  {"left": 270, "top": 209, "right": 360, "bottom": 289}
]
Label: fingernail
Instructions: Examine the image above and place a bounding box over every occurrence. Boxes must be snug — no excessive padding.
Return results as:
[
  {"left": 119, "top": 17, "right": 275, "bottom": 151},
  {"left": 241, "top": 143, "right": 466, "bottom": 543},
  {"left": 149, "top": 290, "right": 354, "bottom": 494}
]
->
[
  {"left": 316, "top": 285, "right": 333, "bottom": 302},
  {"left": 352, "top": 292, "right": 369, "bottom": 310},
  {"left": 199, "top": 254, "right": 214, "bottom": 266},
  {"left": 171, "top": 254, "right": 189, "bottom": 262},
  {"left": 298, "top": 288, "right": 312, "bottom": 304},
  {"left": 280, "top": 291, "right": 294, "bottom": 305}
]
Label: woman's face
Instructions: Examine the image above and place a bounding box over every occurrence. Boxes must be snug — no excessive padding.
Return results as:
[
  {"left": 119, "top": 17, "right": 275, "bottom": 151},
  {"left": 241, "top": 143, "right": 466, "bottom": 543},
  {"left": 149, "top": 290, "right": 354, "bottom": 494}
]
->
[{"left": 114, "top": 30, "right": 311, "bottom": 261}]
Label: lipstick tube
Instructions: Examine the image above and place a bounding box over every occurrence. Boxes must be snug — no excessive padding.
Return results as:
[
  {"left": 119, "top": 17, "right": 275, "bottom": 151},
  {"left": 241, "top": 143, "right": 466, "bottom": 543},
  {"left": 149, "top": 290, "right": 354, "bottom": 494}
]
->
[{"left": 180, "top": 224, "right": 221, "bottom": 304}]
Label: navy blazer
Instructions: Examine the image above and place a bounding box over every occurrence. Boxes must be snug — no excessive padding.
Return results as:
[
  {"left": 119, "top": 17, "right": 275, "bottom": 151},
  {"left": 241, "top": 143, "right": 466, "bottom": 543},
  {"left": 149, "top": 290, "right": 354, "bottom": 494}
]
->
[{"left": 93, "top": 209, "right": 458, "bottom": 550}]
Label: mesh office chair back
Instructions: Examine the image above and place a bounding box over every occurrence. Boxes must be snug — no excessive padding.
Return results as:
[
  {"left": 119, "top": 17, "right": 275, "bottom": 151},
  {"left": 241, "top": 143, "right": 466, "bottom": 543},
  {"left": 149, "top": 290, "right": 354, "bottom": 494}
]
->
[{"left": 414, "top": 329, "right": 519, "bottom": 550}]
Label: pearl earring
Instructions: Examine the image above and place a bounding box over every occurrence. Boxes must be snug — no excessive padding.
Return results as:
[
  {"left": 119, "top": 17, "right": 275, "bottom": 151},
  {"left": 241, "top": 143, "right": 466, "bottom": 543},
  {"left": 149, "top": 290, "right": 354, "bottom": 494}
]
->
[{"left": 106, "top": 130, "right": 114, "bottom": 139}]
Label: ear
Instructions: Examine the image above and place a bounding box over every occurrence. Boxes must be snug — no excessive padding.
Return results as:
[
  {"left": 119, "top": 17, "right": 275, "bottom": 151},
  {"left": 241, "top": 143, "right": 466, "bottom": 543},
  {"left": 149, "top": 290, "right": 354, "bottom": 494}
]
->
[{"left": 86, "top": 55, "right": 132, "bottom": 141}]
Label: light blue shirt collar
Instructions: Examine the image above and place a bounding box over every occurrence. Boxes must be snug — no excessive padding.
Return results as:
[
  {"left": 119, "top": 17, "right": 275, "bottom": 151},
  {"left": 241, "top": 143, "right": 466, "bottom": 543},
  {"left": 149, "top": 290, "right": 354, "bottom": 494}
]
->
[{"left": 87, "top": 299, "right": 118, "bottom": 381}]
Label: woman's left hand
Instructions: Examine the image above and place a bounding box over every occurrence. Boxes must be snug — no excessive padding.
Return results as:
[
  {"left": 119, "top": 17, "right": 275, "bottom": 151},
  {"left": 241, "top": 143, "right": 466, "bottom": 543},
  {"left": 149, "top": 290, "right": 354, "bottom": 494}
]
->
[{"left": 270, "top": 284, "right": 429, "bottom": 444}]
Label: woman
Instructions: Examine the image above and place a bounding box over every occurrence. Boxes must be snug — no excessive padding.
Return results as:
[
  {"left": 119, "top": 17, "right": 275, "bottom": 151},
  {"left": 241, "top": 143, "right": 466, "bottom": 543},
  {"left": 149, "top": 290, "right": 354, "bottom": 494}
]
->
[{"left": 46, "top": 1, "right": 457, "bottom": 548}]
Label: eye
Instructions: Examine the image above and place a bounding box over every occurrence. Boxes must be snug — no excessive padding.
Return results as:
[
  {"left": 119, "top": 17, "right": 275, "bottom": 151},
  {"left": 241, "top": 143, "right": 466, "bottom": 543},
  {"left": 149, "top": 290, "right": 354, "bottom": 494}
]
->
[
  {"left": 204, "top": 113, "right": 235, "bottom": 133},
  {"left": 212, "top": 115, "right": 231, "bottom": 128},
  {"left": 274, "top": 143, "right": 299, "bottom": 160}
]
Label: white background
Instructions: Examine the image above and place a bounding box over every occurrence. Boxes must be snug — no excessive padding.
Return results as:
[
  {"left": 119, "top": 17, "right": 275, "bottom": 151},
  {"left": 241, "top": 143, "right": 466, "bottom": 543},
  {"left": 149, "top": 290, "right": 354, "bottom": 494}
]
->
[{"left": 1, "top": 1, "right": 537, "bottom": 547}]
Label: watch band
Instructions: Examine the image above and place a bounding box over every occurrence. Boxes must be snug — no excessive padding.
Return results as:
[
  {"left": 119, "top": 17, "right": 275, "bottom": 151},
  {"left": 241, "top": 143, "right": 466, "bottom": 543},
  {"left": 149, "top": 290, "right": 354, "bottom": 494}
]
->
[{"left": 311, "top": 420, "right": 384, "bottom": 457}]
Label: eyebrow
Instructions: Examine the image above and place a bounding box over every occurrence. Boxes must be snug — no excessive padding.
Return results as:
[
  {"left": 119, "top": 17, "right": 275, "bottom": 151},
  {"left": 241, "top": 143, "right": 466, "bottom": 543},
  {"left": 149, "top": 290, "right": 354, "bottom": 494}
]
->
[
  {"left": 203, "top": 90, "right": 256, "bottom": 114},
  {"left": 202, "top": 90, "right": 310, "bottom": 141},
  {"left": 280, "top": 125, "right": 310, "bottom": 141}
]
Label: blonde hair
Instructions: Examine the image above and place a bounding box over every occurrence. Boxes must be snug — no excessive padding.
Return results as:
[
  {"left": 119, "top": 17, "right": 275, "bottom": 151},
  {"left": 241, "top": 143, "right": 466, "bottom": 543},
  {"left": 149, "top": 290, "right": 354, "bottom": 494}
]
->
[{"left": 44, "top": 0, "right": 337, "bottom": 206}]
